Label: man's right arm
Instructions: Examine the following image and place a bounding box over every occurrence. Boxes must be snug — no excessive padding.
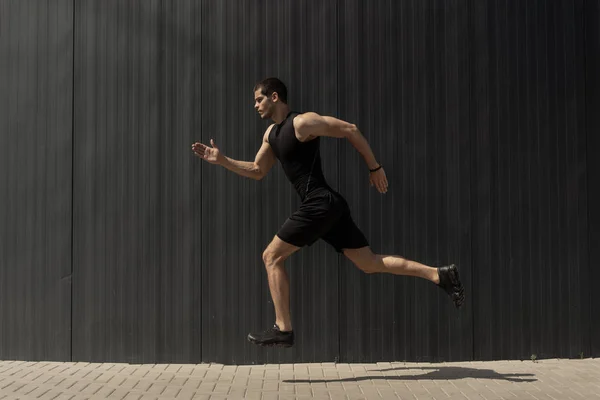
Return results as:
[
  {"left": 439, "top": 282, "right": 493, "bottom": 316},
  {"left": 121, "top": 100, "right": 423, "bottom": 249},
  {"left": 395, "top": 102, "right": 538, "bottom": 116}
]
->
[{"left": 217, "top": 125, "right": 277, "bottom": 181}]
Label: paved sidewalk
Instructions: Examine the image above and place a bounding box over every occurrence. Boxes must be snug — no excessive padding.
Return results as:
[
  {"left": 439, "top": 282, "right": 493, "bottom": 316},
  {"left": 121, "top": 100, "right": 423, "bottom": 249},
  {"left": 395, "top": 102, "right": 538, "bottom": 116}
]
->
[{"left": 1, "top": 358, "right": 599, "bottom": 399}]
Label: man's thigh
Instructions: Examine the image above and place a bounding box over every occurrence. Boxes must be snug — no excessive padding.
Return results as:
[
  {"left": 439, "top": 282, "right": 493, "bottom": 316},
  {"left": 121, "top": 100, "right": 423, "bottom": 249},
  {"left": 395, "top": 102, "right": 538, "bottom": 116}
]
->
[
  {"left": 276, "top": 197, "right": 343, "bottom": 249},
  {"left": 321, "top": 210, "right": 369, "bottom": 253}
]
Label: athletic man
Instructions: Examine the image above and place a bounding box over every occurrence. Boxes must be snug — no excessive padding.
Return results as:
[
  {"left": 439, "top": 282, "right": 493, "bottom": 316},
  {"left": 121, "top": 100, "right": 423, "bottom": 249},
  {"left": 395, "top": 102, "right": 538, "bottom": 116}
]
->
[{"left": 191, "top": 78, "right": 464, "bottom": 348}]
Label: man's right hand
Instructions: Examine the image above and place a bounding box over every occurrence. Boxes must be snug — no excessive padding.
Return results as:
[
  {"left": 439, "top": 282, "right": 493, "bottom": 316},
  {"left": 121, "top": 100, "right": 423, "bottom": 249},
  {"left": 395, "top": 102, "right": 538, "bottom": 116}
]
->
[{"left": 192, "top": 139, "right": 223, "bottom": 165}]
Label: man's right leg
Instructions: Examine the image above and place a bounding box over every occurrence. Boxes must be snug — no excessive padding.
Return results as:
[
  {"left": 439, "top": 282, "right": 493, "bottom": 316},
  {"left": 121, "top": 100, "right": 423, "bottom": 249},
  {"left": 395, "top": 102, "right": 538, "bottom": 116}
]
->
[
  {"left": 262, "top": 235, "right": 299, "bottom": 331},
  {"left": 248, "top": 196, "right": 343, "bottom": 347},
  {"left": 247, "top": 235, "right": 300, "bottom": 347}
]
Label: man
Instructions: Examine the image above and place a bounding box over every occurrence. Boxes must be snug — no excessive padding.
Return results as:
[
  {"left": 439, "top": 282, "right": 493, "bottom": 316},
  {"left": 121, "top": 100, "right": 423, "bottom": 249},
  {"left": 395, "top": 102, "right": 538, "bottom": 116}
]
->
[{"left": 191, "top": 77, "right": 464, "bottom": 348}]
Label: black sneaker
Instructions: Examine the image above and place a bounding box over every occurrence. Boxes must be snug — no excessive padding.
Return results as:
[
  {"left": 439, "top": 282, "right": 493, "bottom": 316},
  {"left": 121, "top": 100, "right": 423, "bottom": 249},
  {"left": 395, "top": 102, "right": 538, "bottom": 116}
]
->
[
  {"left": 437, "top": 264, "right": 465, "bottom": 308},
  {"left": 247, "top": 324, "right": 294, "bottom": 348}
]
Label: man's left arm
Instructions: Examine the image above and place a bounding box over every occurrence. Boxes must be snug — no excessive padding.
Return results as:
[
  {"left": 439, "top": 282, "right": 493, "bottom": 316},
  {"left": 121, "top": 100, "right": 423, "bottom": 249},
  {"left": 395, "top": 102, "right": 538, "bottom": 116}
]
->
[{"left": 294, "top": 112, "right": 388, "bottom": 194}]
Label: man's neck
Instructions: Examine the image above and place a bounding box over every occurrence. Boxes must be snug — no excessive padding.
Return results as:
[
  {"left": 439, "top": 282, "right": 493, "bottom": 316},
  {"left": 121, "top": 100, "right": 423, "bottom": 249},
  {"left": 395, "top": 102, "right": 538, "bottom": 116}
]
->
[{"left": 271, "top": 106, "right": 291, "bottom": 125}]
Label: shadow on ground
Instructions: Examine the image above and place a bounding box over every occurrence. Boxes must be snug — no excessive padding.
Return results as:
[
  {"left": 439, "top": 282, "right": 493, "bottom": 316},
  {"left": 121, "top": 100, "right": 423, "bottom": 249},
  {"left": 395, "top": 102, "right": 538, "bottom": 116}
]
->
[{"left": 283, "top": 366, "right": 537, "bottom": 383}]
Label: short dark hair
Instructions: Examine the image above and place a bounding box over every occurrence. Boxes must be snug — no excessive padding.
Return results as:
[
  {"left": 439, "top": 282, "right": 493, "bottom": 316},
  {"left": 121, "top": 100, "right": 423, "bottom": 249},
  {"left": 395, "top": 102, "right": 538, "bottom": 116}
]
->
[{"left": 254, "top": 77, "right": 288, "bottom": 104}]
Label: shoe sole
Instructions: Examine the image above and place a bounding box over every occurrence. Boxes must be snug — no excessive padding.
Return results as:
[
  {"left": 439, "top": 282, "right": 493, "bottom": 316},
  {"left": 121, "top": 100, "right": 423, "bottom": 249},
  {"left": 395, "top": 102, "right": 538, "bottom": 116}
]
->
[{"left": 247, "top": 338, "right": 293, "bottom": 348}]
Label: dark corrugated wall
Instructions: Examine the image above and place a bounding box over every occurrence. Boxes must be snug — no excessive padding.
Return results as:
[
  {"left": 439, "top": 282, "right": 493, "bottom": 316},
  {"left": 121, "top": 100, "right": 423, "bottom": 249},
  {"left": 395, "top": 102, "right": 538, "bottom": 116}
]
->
[
  {"left": 337, "top": 0, "right": 472, "bottom": 363},
  {"left": 471, "top": 0, "right": 590, "bottom": 360},
  {"left": 0, "top": 0, "right": 73, "bottom": 360},
  {"left": 72, "top": 0, "right": 203, "bottom": 363},
  {"left": 586, "top": 0, "right": 600, "bottom": 358},
  {"left": 1, "top": 0, "right": 598, "bottom": 364}
]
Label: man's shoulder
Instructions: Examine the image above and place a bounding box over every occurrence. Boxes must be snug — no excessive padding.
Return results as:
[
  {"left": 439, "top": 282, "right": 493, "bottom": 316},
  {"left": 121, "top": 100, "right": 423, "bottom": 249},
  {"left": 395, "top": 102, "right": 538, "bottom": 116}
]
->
[
  {"left": 294, "top": 111, "right": 320, "bottom": 119},
  {"left": 292, "top": 111, "right": 321, "bottom": 128},
  {"left": 263, "top": 124, "right": 276, "bottom": 142}
]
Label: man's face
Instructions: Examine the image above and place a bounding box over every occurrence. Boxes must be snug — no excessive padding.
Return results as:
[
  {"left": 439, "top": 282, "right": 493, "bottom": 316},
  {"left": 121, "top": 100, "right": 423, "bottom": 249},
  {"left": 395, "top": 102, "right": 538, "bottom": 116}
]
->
[{"left": 254, "top": 89, "right": 274, "bottom": 119}]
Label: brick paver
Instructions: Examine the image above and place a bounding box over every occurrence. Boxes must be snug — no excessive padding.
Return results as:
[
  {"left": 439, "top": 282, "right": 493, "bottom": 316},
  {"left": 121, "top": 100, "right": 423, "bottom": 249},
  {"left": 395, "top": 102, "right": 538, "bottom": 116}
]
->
[{"left": 0, "top": 359, "right": 599, "bottom": 399}]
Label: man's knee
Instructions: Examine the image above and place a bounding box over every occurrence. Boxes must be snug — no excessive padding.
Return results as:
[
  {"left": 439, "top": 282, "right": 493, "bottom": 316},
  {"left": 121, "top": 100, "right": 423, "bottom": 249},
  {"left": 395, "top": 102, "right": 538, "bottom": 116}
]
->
[
  {"left": 262, "top": 236, "right": 299, "bottom": 267},
  {"left": 262, "top": 247, "right": 285, "bottom": 267},
  {"left": 262, "top": 248, "right": 273, "bottom": 266}
]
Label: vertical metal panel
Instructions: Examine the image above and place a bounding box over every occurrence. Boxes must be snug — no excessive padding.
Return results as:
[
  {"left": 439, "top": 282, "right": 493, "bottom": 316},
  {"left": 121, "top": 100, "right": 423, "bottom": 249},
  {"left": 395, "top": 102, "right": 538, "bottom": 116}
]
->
[
  {"left": 72, "top": 0, "right": 203, "bottom": 363},
  {"left": 586, "top": 0, "right": 600, "bottom": 358},
  {"left": 337, "top": 0, "right": 472, "bottom": 362},
  {"left": 199, "top": 0, "right": 340, "bottom": 364},
  {"left": 471, "top": 0, "right": 590, "bottom": 360},
  {"left": 0, "top": 0, "right": 72, "bottom": 360}
]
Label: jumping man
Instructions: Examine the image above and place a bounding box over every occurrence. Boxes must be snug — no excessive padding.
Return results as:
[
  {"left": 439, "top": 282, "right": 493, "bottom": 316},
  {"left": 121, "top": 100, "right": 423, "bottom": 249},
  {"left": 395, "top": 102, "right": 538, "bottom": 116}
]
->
[{"left": 191, "top": 78, "right": 465, "bottom": 348}]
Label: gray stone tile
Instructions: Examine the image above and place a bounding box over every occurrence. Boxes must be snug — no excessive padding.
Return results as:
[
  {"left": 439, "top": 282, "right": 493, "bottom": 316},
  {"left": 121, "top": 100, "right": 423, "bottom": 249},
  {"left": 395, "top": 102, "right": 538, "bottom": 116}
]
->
[{"left": 1, "top": 359, "right": 599, "bottom": 400}]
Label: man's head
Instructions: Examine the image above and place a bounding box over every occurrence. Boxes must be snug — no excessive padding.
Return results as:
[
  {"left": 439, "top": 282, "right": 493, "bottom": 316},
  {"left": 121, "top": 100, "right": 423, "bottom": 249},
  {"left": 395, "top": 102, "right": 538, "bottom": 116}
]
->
[{"left": 254, "top": 77, "right": 288, "bottom": 119}]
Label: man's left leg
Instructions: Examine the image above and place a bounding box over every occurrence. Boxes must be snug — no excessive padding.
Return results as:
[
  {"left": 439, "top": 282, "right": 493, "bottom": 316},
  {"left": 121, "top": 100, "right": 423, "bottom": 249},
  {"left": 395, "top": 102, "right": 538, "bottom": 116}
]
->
[
  {"left": 343, "top": 246, "right": 439, "bottom": 281},
  {"left": 343, "top": 246, "right": 465, "bottom": 308}
]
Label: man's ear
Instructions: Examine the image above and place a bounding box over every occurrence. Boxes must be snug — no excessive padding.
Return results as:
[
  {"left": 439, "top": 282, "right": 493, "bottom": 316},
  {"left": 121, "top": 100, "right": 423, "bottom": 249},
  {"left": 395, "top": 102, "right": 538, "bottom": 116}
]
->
[{"left": 271, "top": 92, "right": 279, "bottom": 103}]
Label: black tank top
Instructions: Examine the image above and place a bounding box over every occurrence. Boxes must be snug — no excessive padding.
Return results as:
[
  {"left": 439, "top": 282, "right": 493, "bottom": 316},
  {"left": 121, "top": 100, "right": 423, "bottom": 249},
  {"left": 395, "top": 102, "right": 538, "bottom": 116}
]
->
[{"left": 268, "top": 111, "right": 333, "bottom": 201}]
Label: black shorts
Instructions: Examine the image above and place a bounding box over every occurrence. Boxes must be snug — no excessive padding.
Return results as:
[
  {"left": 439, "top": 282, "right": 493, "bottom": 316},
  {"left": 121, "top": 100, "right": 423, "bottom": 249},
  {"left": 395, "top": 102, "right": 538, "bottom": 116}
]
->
[{"left": 276, "top": 191, "right": 369, "bottom": 253}]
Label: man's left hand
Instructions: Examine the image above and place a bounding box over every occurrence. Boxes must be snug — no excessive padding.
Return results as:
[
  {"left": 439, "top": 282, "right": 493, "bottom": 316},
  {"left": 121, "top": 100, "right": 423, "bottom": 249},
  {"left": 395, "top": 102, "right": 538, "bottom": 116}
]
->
[{"left": 369, "top": 168, "right": 388, "bottom": 194}]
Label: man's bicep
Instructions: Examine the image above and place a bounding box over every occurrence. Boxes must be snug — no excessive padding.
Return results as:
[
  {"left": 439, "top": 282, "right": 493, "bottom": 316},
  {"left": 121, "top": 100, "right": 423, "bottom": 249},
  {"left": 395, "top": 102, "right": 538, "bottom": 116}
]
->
[
  {"left": 254, "top": 141, "right": 276, "bottom": 177},
  {"left": 321, "top": 116, "right": 356, "bottom": 138}
]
